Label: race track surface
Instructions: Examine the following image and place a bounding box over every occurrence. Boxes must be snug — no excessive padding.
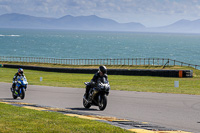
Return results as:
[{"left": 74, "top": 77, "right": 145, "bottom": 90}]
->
[{"left": 1, "top": 82, "right": 200, "bottom": 133}]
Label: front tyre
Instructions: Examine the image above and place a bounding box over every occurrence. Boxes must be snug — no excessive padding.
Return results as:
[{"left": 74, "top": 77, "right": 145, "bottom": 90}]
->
[
  {"left": 98, "top": 95, "right": 107, "bottom": 111},
  {"left": 83, "top": 94, "right": 91, "bottom": 109},
  {"left": 20, "top": 88, "right": 25, "bottom": 99}
]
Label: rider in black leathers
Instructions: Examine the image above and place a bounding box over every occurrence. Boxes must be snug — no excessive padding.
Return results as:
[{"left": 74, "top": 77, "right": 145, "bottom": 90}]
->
[{"left": 85, "top": 65, "right": 109, "bottom": 99}]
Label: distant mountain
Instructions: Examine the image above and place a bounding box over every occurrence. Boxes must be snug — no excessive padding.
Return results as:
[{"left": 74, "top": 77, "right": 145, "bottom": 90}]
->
[
  {"left": 0, "top": 13, "right": 55, "bottom": 29},
  {"left": 0, "top": 13, "right": 145, "bottom": 31},
  {"left": 1, "top": 13, "right": 200, "bottom": 33},
  {"left": 148, "top": 19, "right": 200, "bottom": 33}
]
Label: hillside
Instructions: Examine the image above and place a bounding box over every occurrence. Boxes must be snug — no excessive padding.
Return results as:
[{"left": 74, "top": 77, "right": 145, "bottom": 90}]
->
[
  {"left": 1, "top": 13, "right": 200, "bottom": 33},
  {"left": 0, "top": 13, "right": 145, "bottom": 31}
]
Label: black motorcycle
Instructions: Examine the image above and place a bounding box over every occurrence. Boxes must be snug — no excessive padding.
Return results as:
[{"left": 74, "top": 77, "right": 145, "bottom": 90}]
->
[{"left": 83, "top": 81, "right": 110, "bottom": 110}]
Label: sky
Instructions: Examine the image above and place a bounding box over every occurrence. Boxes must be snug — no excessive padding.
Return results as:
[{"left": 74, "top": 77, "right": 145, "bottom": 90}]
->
[{"left": 0, "top": 0, "right": 200, "bottom": 27}]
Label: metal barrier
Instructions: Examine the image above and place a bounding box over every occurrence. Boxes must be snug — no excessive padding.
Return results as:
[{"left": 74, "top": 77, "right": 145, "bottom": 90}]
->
[{"left": 0, "top": 56, "right": 200, "bottom": 69}]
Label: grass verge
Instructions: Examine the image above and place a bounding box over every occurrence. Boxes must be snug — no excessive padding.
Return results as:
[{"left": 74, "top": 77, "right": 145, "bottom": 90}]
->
[
  {"left": 0, "top": 102, "right": 131, "bottom": 133},
  {"left": 1, "top": 64, "right": 200, "bottom": 95}
]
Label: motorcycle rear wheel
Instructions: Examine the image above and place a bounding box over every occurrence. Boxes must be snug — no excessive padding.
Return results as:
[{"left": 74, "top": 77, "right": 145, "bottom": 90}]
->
[
  {"left": 12, "top": 91, "right": 17, "bottom": 99},
  {"left": 83, "top": 94, "right": 91, "bottom": 109}
]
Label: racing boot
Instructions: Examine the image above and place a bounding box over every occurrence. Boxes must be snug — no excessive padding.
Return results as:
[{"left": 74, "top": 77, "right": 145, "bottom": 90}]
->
[
  {"left": 10, "top": 87, "right": 13, "bottom": 92},
  {"left": 11, "top": 83, "right": 16, "bottom": 92},
  {"left": 88, "top": 92, "right": 93, "bottom": 103}
]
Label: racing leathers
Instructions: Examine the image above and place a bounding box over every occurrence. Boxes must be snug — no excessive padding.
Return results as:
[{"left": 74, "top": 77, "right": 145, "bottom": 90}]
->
[{"left": 12, "top": 72, "right": 26, "bottom": 92}]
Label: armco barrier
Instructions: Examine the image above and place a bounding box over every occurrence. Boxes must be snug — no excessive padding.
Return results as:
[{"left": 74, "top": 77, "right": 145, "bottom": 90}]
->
[{"left": 3, "top": 64, "right": 193, "bottom": 78}]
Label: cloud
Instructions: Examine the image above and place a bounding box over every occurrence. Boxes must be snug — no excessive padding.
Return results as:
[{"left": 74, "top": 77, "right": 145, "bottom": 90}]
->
[
  {"left": 0, "top": 0, "right": 198, "bottom": 16},
  {"left": 0, "top": 4, "right": 11, "bottom": 12}
]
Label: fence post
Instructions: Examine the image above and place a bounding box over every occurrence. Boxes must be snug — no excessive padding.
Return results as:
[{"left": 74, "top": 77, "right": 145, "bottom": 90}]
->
[
  {"left": 168, "top": 59, "right": 170, "bottom": 66},
  {"left": 162, "top": 59, "right": 164, "bottom": 66},
  {"left": 153, "top": 58, "right": 155, "bottom": 66},
  {"left": 128, "top": 58, "right": 129, "bottom": 65},
  {"left": 136, "top": 58, "right": 137, "bottom": 66}
]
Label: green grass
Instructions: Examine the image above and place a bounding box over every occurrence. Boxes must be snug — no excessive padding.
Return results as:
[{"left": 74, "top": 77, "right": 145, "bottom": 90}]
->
[
  {"left": 1, "top": 64, "right": 200, "bottom": 95},
  {"left": 0, "top": 63, "right": 199, "bottom": 132},
  {"left": 0, "top": 103, "right": 131, "bottom": 133}
]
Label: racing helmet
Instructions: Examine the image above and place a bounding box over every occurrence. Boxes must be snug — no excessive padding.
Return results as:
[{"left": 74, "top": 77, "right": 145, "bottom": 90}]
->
[
  {"left": 99, "top": 66, "right": 107, "bottom": 74},
  {"left": 18, "top": 68, "right": 24, "bottom": 75}
]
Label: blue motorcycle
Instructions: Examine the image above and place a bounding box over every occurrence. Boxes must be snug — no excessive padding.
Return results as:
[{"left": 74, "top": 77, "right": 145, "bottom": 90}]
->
[{"left": 12, "top": 76, "right": 28, "bottom": 99}]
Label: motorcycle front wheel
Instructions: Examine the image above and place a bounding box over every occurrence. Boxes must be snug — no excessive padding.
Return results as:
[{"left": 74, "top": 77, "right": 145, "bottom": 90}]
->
[
  {"left": 20, "top": 88, "right": 25, "bottom": 99},
  {"left": 98, "top": 95, "right": 107, "bottom": 111},
  {"left": 83, "top": 94, "right": 91, "bottom": 109}
]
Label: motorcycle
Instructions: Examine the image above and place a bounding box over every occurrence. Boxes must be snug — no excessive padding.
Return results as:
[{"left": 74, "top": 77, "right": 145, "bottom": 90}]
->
[
  {"left": 11, "top": 76, "right": 28, "bottom": 99},
  {"left": 83, "top": 81, "right": 110, "bottom": 110}
]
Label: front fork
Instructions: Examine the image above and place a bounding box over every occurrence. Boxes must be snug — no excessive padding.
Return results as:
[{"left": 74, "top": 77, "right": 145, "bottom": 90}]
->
[
  {"left": 98, "top": 95, "right": 102, "bottom": 105},
  {"left": 98, "top": 94, "right": 106, "bottom": 107}
]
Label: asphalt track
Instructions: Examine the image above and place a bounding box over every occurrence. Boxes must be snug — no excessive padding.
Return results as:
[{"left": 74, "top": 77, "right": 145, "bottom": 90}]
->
[{"left": 0, "top": 82, "right": 200, "bottom": 133}]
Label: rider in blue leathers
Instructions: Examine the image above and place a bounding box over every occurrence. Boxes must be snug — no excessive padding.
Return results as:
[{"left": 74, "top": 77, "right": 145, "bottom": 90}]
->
[{"left": 11, "top": 68, "right": 27, "bottom": 95}]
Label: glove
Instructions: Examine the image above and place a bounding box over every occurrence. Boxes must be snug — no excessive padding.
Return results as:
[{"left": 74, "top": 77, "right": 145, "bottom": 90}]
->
[
  {"left": 13, "top": 81, "right": 17, "bottom": 84},
  {"left": 90, "top": 81, "right": 96, "bottom": 86}
]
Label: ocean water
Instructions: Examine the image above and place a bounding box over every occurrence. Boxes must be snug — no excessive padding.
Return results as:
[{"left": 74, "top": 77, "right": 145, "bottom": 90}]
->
[{"left": 0, "top": 28, "right": 200, "bottom": 65}]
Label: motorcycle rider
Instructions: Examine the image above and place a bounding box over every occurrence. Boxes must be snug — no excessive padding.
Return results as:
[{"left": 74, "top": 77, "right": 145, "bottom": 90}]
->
[
  {"left": 85, "top": 65, "right": 109, "bottom": 99},
  {"left": 11, "top": 68, "right": 27, "bottom": 95}
]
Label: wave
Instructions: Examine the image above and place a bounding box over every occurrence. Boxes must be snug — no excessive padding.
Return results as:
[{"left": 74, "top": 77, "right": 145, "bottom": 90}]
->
[{"left": 0, "top": 34, "right": 20, "bottom": 37}]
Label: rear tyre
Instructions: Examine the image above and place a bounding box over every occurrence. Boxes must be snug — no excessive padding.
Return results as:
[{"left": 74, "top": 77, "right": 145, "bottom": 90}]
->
[
  {"left": 12, "top": 91, "right": 17, "bottom": 99},
  {"left": 12, "top": 87, "right": 17, "bottom": 99},
  {"left": 83, "top": 94, "right": 91, "bottom": 109}
]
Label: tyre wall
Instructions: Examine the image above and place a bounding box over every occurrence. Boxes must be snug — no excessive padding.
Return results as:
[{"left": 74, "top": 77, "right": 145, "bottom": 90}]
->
[{"left": 3, "top": 64, "right": 193, "bottom": 78}]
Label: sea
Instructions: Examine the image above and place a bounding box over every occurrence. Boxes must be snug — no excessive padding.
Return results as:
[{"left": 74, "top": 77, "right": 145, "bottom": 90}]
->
[{"left": 0, "top": 28, "right": 200, "bottom": 65}]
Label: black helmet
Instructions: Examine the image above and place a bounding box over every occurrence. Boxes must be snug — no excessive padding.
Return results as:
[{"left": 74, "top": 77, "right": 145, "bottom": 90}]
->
[
  {"left": 99, "top": 66, "right": 107, "bottom": 74},
  {"left": 18, "top": 68, "right": 24, "bottom": 74}
]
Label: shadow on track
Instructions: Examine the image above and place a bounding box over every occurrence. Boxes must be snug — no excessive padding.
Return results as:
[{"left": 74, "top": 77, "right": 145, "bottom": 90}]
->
[
  {"left": 0, "top": 98, "right": 15, "bottom": 100},
  {"left": 67, "top": 107, "right": 99, "bottom": 111}
]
